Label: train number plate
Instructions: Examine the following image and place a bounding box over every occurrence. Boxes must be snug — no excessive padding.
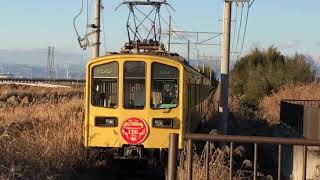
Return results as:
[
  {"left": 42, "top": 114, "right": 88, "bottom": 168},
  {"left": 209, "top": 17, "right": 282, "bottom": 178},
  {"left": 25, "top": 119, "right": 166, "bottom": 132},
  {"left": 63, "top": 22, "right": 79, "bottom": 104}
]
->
[{"left": 121, "top": 117, "right": 149, "bottom": 145}]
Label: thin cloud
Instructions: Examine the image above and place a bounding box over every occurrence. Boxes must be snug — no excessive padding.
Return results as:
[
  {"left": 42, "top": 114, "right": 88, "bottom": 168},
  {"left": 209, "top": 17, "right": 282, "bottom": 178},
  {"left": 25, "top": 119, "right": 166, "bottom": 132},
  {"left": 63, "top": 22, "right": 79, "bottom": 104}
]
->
[
  {"left": 0, "top": 48, "right": 84, "bottom": 66},
  {"left": 0, "top": 49, "right": 9, "bottom": 53},
  {"left": 280, "top": 40, "right": 300, "bottom": 49}
]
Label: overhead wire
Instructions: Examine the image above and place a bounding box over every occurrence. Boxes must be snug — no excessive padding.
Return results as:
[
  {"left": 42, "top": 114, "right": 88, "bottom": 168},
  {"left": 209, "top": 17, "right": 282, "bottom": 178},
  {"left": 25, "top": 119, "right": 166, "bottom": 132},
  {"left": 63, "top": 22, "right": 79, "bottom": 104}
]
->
[
  {"left": 231, "top": 2, "right": 239, "bottom": 59},
  {"left": 85, "top": 0, "right": 89, "bottom": 37},
  {"left": 101, "top": 3, "right": 107, "bottom": 54},
  {"left": 163, "top": 4, "right": 223, "bottom": 65},
  {"left": 80, "top": 1, "right": 86, "bottom": 70},
  {"left": 162, "top": 7, "right": 201, "bottom": 59},
  {"left": 73, "top": 0, "right": 84, "bottom": 39},
  {"left": 249, "top": 0, "right": 255, "bottom": 7},
  {"left": 163, "top": 5, "right": 190, "bottom": 42},
  {"left": 161, "top": 15, "right": 199, "bottom": 59},
  {"left": 235, "top": 2, "right": 244, "bottom": 57},
  {"left": 237, "top": 0, "right": 255, "bottom": 61},
  {"left": 159, "top": 15, "right": 183, "bottom": 42}
]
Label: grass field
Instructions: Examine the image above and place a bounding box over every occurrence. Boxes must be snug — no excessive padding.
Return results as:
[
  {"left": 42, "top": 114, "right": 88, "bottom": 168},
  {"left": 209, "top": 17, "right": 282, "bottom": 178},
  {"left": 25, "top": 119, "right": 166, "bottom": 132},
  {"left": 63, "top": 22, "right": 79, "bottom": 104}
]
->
[
  {"left": 0, "top": 84, "right": 86, "bottom": 179},
  {"left": 259, "top": 83, "right": 320, "bottom": 123},
  {"left": 3, "top": 82, "right": 316, "bottom": 179}
]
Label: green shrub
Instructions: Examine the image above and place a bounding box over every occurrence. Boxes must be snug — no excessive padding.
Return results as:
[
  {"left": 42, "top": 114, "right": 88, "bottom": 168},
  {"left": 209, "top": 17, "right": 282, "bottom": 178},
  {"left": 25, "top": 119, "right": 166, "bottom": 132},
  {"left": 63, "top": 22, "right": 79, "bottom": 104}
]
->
[{"left": 230, "top": 46, "right": 312, "bottom": 107}]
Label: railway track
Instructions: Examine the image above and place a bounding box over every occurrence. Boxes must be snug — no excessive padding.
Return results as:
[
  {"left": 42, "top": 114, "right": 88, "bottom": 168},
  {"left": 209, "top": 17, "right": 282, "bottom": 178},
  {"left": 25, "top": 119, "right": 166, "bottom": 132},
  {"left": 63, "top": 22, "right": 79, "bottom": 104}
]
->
[
  {"left": 0, "top": 78, "right": 85, "bottom": 85},
  {"left": 75, "top": 160, "right": 165, "bottom": 180}
]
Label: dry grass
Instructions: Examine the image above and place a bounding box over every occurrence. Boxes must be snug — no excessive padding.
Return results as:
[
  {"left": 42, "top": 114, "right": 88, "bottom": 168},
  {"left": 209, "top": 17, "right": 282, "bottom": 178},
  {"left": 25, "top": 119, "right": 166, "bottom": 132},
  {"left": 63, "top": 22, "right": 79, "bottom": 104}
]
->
[
  {"left": 0, "top": 82, "right": 289, "bottom": 179},
  {"left": 0, "top": 85, "right": 87, "bottom": 179},
  {"left": 259, "top": 82, "right": 320, "bottom": 123},
  {"left": 0, "top": 84, "right": 83, "bottom": 107},
  {"left": 178, "top": 144, "right": 252, "bottom": 180}
]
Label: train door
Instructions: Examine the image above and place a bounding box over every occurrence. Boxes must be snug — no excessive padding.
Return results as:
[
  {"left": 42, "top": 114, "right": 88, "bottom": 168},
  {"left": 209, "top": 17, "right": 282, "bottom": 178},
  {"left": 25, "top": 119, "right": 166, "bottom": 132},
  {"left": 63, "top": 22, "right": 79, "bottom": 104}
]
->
[{"left": 120, "top": 61, "right": 150, "bottom": 148}]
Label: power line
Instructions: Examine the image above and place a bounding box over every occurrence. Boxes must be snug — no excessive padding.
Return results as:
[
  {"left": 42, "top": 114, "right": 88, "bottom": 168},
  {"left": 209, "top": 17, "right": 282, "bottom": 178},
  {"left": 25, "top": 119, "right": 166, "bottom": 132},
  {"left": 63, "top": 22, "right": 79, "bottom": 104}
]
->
[
  {"left": 238, "top": 4, "right": 250, "bottom": 60},
  {"left": 238, "top": 0, "right": 255, "bottom": 61},
  {"left": 85, "top": 0, "right": 90, "bottom": 39},
  {"left": 231, "top": 2, "right": 239, "bottom": 53},
  {"left": 161, "top": 6, "right": 223, "bottom": 63},
  {"left": 101, "top": 3, "right": 107, "bottom": 54},
  {"left": 162, "top": 6, "right": 190, "bottom": 42},
  {"left": 235, "top": 3, "right": 244, "bottom": 56},
  {"left": 160, "top": 14, "right": 202, "bottom": 59},
  {"left": 160, "top": 15, "right": 185, "bottom": 41},
  {"left": 73, "top": 0, "right": 84, "bottom": 38},
  {"left": 85, "top": 0, "right": 94, "bottom": 47},
  {"left": 249, "top": 0, "right": 255, "bottom": 7}
]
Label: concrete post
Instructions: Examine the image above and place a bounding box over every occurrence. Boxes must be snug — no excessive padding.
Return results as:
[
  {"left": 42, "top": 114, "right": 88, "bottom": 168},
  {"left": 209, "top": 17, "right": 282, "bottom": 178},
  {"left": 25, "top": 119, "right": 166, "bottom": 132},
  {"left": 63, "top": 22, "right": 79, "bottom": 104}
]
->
[
  {"left": 187, "top": 40, "right": 190, "bottom": 62},
  {"left": 168, "top": 16, "right": 172, "bottom": 52},
  {"left": 219, "top": 0, "right": 232, "bottom": 134},
  {"left": 92, "top": 0, "right": 101, "bottom": 58}
]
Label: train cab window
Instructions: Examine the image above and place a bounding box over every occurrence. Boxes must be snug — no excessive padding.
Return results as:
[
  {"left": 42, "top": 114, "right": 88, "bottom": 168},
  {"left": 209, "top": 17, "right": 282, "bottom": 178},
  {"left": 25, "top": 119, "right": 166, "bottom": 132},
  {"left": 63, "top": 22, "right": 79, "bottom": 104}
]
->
[
  {"left": 92, "top": 62, "right": 118, "bottom": 108},
  {"left": 123, "top": 62, "right": 146, "bottom": 109},
  {"left": 151, "top": 63, "right": 179, "bottom": 109}
]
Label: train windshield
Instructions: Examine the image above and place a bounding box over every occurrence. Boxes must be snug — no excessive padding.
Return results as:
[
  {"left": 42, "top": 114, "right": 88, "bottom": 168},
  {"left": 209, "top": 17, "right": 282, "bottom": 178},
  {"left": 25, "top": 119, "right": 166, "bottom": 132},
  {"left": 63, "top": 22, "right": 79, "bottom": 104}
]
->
[
  {"left": 92, "top": 62, "right": 118, "bottom": 108},
  {"left": 123, "top": 62, "right": 146, "bottom": 109},
  {"left": 151, "top": 63, "right": 179, "bottom": 109}
]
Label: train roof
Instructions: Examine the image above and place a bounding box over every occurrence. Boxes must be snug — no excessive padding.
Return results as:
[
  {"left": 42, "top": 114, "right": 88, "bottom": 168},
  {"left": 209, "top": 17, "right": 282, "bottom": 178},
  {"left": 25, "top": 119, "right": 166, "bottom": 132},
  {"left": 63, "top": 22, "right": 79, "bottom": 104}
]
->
[{"left": 91, "top": 51, "right": 210, "bottom": 80}]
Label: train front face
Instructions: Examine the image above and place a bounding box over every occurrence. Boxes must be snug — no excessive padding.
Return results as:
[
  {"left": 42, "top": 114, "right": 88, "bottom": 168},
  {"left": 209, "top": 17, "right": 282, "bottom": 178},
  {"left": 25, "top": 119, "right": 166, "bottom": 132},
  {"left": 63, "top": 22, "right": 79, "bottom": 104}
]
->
[{"left": 84, "top": 54, "right": 184, "bottom": 158}]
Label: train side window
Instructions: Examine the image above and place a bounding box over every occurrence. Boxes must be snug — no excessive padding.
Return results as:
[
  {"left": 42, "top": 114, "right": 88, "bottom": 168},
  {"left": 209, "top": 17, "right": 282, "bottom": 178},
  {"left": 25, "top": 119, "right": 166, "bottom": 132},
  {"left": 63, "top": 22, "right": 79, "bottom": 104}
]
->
[
  {"left": 92, "top": 62, "right": 118, "bottom": 108},
  {"left": 123, "top": 62, "right": 146, "bottom": 109},
  {"left": 151, "top": 63, "right": 179, "bottom": 109}
]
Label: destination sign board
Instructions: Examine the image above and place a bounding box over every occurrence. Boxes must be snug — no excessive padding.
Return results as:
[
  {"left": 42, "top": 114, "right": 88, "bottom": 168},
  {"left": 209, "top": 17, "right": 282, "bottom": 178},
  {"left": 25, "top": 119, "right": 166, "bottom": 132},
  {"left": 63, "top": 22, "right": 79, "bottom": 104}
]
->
[{"left": 93, "top": 62, "right": 118, "bottom": 78}]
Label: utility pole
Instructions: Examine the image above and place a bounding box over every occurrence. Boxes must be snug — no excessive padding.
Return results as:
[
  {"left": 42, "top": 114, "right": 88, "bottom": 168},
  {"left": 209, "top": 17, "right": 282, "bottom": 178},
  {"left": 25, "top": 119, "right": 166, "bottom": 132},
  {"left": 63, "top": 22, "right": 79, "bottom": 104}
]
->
[
  {"left": 209, "top": 56, "right": 213, "bottom": 85},
  {"left": 47, "top": 46, "right": 51, "bottom": 79},
  {"left": 168, "top": 15, "right": 172, "bottom": 52},
  {"left": 187, "top": 40, "right": 190, "bottom": 62},
  {"left": 219, "top": 0, "right": 232, "bottom": 134},
  {"left": 202, "top": 53, "right": 205, "bottom": 74},
  {"left": 51, "top": 46, "right": 55, "bottom": 79},
  {"left": 92, "top": 0, "right": 101, "bottom": 58},
  {"left": 197, "top": 49, "right": 200, "bottom": 69}
]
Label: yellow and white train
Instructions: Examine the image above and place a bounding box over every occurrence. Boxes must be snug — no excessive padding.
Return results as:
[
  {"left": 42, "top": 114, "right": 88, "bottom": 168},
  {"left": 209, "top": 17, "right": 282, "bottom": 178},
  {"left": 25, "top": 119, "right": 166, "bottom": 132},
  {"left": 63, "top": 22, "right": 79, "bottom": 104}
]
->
[{"left": 83, "top": 52, "right": 212, "bottom": 162}]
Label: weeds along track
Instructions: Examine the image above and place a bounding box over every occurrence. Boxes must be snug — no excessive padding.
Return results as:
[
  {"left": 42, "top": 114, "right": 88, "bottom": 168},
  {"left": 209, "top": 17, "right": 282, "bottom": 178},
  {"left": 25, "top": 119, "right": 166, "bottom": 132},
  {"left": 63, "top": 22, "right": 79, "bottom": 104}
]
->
[
  {"left": 0, "top": 84, "right": 87, "bottom": 179},
  {"left": 0, "top": 84, "right": 256, "bottom": 179},
  {"left": 0, "top": 84, "right": 83, "bottom": 107},
  {"left": 259, "top": 83, "right": 320, "bottom": 123},
  {"left": 177, "top": 144, "right": 252, "bottom": 180}
]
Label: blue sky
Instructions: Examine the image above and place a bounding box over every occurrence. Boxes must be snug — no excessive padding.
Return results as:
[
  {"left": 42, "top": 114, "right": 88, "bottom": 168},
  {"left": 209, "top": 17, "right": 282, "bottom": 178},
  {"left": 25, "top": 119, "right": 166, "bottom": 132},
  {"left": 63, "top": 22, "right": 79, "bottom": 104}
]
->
[{"left": 0, "top": 0, "right": 319, "bottom": 66}]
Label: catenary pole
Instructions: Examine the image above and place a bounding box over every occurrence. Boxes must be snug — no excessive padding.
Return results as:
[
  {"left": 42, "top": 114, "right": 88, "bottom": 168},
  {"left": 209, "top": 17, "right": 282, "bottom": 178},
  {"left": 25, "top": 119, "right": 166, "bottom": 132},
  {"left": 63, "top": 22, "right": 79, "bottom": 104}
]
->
[
  {"left": 168, "top": 15, "right": 172, "bottom": 52},
  {"left": 219, "top": 0, "right": 232, "bottom": 134},
  {"left": 93, "top": 0, "right": 101, "bottom": 58}
]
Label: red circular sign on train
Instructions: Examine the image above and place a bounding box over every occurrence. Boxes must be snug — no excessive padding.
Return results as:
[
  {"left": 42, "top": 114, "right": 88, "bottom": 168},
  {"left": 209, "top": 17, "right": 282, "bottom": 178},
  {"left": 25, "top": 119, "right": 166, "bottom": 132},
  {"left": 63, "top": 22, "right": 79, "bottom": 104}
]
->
[{"left": 120, "top": 117, "right": 149, "bottom": 145}]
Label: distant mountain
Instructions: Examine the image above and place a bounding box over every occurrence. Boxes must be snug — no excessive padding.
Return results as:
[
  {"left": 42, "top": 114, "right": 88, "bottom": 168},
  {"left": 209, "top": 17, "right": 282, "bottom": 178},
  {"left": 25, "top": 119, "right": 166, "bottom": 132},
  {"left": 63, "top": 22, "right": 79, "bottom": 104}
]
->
[
  {"left": 1, "top": 63, "right": 85, "bottom": 79},
  {"left": 0, "top": 48, "right": 88, "bottom": 66},
  {"left": 0, "top": 48, "right": 87, "bottom": 79}
]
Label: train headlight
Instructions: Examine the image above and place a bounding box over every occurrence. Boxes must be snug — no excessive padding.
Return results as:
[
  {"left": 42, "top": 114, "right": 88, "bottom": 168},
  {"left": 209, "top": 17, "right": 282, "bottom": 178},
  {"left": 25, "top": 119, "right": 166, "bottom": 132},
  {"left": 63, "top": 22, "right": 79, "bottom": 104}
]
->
[
  {"left": 95, "top": 117, "right": 117, "bottom": 127},
  {"left": 152, "top": 118, "right": 173, "bottom": 128}
]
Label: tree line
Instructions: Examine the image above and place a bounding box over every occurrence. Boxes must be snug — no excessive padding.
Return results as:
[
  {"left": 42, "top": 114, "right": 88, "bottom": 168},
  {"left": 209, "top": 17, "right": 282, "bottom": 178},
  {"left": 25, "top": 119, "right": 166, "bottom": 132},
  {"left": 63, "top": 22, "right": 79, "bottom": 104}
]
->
[{"left": 230, "top": 46, "right": 313, "bottom": 107}]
